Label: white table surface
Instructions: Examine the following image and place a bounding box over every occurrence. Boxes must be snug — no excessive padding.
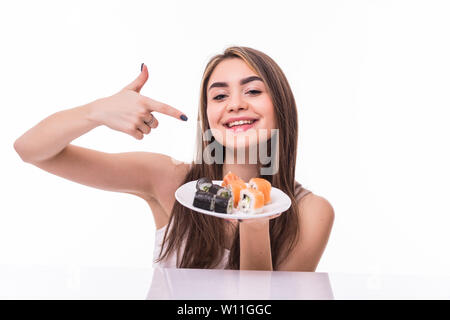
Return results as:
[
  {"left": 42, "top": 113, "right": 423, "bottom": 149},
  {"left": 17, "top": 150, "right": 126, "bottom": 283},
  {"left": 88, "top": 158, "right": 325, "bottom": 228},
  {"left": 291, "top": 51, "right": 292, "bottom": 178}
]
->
[{"left": 0, "top": 264, "right": 449, "bottom": 300}]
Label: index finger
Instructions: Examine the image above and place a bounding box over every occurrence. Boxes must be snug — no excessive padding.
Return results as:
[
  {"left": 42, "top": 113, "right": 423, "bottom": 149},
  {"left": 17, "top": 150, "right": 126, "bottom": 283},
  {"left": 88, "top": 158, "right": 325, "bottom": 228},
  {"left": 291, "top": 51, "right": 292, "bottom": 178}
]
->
[{"left": 140, "top": 95, "right": 188, "bottom": 121}]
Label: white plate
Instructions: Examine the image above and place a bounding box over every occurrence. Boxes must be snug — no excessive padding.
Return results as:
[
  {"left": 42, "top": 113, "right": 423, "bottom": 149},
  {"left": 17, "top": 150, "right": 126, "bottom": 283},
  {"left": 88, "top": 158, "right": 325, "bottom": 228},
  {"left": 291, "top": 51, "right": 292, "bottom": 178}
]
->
[{"left": 175, "top": 180, "right": 292, "bottom": 220}]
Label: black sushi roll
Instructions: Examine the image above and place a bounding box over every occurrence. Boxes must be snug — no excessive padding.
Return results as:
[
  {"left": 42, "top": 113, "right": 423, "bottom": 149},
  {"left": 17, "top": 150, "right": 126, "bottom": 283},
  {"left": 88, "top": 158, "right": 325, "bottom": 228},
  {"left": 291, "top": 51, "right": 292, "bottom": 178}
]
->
[
  {"left": 213, "top": 195, "right": 233, "bottom": 214},
  {"left": 193, "top": 190, "right": 215, "bottom": 211},
  {"left": 196, "top": 177, "right": 213, "bottom": 192},
  {"left": 208, "top": 184, "right": 232, "bottom": 199}
]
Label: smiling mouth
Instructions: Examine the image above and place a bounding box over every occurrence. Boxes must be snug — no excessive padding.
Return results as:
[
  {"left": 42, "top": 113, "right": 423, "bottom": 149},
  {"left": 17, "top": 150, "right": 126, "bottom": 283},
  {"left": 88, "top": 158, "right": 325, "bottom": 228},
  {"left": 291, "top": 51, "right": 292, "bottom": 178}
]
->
[
  {"left": 223, "top": 119, "right": 258, "bottom": 132},
  {"left": 225, "top": 119, "right": 257, "bottom": 128}
]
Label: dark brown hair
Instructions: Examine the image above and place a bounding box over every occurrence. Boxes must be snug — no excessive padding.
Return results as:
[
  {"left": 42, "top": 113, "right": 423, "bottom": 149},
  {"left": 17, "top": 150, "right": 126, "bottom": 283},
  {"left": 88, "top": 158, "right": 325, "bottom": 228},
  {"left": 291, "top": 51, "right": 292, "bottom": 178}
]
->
[{"left": 156, "top": 46, "right": 300, "bottom": 269}]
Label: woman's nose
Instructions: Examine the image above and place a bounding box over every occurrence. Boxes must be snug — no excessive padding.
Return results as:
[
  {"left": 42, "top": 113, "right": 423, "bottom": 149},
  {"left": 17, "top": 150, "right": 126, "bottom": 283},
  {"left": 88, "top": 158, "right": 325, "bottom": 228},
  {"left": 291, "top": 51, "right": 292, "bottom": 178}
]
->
[{"left": 226, "top": 95, "right": 248, "bottom": 112}]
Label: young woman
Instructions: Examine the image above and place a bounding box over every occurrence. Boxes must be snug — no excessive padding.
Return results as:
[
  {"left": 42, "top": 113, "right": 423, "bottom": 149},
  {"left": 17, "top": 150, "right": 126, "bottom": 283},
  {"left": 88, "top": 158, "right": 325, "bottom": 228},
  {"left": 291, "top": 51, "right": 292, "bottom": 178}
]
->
[{"left": 14, "top": 46, "right": 334, "bottom": 271}]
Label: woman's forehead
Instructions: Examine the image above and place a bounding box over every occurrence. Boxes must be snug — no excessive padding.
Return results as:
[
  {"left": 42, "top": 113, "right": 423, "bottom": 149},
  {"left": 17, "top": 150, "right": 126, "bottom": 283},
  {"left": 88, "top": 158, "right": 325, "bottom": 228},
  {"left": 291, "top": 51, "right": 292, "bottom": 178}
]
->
[{"left": 208, "top": 58, "right": 257, "bottom": 85}]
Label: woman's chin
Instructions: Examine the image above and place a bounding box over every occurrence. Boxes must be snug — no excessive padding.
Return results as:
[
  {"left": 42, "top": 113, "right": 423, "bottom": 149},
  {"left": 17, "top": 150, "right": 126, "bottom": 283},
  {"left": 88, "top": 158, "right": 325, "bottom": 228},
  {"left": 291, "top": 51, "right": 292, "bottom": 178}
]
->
[{"left": 215, "top": 127, "right": 273, "bottom": 150}]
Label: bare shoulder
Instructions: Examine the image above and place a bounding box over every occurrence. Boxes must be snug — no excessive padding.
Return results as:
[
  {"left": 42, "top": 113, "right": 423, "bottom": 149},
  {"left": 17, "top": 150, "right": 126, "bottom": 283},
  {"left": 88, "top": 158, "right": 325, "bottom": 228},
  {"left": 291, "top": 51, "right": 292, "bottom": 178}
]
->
[
  {"left": 296, "top": 192, "right": 335, "bottom": 243},
  {"left": 298, "top": 192, "right": 335, "bottom": 223}
]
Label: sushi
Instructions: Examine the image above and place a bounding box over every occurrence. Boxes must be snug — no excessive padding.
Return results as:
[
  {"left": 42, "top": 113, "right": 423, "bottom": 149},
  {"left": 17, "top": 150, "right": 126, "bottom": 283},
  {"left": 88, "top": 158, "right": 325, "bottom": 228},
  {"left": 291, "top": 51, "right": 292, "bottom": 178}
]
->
[
  {"left": 225, "top": 180, "right": 247, "bottom": 208},
  {"left": 192, "top": 190, "right": 233, "bottom": 214},
  {"left": 221, "top": 171, "right": 245, "bottom": 187},
  {"left": 208, "top": 184, "right": 232, "bottom": 198},
  {"left": 196, "top": 177, "right": 213, "bottom": 192},
  {"left": 213, "top": 195, "right": 233, "bottom": 214},
  {"left": 193, "top": 190, "right": 215, "bottom": 211},
  {"left": 248, "top": 178, "right": 272, "bottom": 205},
  {"left": 192, "top": 173, "right": 271, "bottom": 215},
  {"left": 238, "top": 188, "right": 265, "bottom": 214}
]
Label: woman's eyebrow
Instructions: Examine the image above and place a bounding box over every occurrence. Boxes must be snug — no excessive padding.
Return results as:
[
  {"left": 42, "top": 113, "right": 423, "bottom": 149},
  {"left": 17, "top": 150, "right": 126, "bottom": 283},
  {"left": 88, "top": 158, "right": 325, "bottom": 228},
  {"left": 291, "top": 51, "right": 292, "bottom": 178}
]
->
[{"left": 208, "top": 76, "right": 263, "bottom": 91}]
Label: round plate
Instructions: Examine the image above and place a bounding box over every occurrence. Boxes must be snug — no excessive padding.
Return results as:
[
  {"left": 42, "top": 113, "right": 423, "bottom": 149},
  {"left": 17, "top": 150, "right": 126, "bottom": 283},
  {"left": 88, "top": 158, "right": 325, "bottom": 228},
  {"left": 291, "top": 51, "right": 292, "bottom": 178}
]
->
[{"left": 175, "top": 180, "right": 292, "bottom": 220}]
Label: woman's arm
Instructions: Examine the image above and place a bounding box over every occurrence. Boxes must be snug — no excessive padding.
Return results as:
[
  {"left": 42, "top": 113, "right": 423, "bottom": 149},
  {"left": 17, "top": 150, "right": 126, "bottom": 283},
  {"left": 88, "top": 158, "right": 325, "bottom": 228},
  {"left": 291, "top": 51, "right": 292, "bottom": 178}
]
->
[
  {"left": 14, "top": 103, "right": 100, "bottom": 163},
  {"left": 239, "top": 220, "right": 273, "bottom": 271},
  {"left": 13, "top": 64, "right": 187, "bottom": 201}
]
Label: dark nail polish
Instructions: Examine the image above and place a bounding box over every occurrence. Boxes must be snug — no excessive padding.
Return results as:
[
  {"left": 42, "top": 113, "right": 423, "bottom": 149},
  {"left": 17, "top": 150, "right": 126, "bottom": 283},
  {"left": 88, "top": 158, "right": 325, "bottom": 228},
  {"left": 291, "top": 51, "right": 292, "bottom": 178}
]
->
[
  {"left": 140, "top": 63, "right": 144, "bottom": 71},
  {"left": 180, "top": 114, "right": 188, "bottom": 121}
]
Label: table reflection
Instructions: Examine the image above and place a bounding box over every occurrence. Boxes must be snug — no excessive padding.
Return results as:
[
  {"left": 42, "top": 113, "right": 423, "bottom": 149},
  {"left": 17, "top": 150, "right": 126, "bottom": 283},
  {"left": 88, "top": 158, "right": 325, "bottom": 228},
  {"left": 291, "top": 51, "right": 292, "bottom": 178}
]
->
[{"left": 146, "top": 267, "right": 334, "bottom": 300}]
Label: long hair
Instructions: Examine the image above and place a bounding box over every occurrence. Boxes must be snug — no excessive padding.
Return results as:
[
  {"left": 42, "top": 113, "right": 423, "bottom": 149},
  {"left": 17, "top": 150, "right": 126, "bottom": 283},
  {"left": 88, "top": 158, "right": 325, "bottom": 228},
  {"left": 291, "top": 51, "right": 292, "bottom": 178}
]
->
[{"left": 156, "top": 46, "right": 300, "bottom": 269}]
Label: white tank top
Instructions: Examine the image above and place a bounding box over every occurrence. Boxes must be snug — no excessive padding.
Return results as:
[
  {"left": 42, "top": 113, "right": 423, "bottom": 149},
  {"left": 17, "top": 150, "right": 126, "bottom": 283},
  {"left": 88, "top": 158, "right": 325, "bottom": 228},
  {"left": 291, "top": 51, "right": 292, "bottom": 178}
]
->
[{"left": 152, "top": 181, "right": 311, "bottom": 269}]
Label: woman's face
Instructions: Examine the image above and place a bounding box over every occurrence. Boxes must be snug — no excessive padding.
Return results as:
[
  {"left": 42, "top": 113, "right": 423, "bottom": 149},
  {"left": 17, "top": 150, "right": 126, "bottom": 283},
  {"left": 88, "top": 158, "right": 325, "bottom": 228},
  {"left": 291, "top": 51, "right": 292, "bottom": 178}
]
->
[{"left": 206, "top": 58, "right": 276, "bottom": 151}]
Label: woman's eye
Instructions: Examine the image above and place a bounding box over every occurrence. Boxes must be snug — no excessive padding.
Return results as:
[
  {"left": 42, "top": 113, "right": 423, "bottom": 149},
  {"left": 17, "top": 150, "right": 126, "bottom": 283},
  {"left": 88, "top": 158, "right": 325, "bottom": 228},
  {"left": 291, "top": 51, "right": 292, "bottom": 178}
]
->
[
  {"left": 212, "top": 90, "right": 261, "bottom": 101},
  {"left": 213, "top": 94, "right": 227, "bottom": 101}
]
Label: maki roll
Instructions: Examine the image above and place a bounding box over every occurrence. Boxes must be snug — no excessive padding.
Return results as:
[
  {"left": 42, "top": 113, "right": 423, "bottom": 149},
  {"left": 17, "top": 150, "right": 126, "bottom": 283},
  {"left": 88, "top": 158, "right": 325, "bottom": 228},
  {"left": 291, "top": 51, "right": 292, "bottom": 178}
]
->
[
  {"left": 209, "top": 184, "right": 232, "bottom": 199},
  {"left": 192, "top": 190, "right": 233, "bottom": 214},
  {"left": 249, "top": 178, "right": 272, "bottom": 205},
  {"left": 238, "top": 188, "right": 265, "bottom": 214},
  {"left": 196, "top": 177, "right": 213, "bottom": 192},
  {"left": 213, "top": 195, "right": 233, "bottom": 214},
  {"left": 193, "top": 190, "right": 215, "bottom": 211}
]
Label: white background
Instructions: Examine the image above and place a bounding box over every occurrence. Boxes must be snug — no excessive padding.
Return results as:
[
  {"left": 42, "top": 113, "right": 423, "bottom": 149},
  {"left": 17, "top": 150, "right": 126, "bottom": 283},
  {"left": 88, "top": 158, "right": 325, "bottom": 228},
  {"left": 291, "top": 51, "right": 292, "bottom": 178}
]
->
[{"left": 2, "top": 0, "right": 450, "bottom": 277}]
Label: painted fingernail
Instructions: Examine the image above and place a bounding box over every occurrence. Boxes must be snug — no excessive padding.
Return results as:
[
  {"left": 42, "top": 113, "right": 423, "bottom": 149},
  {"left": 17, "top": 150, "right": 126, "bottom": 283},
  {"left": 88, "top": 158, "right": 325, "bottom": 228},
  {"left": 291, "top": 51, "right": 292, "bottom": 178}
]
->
[
  {"left": 140, "top": 63, "right": 144, "bottom": 71},
  {"left": 180, "top": 114, "right": 188, "bottom": 121}
]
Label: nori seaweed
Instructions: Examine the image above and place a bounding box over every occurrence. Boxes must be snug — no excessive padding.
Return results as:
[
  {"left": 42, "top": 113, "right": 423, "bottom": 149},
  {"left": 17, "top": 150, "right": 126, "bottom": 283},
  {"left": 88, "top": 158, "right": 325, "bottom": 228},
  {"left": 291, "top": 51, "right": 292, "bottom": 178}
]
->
[
  {"left": 193, "top": 190, "right": 214, "bottom": 211},
  {"left": 213, "top": 195, "right": 232, "bottom": 214}
]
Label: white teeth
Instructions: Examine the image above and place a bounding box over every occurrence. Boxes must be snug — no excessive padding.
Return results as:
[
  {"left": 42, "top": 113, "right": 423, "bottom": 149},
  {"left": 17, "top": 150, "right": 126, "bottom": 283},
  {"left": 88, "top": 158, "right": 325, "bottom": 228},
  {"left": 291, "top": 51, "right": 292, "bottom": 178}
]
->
[{"left": 227, "top": 120, "right": 255, "bottom": 128}]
